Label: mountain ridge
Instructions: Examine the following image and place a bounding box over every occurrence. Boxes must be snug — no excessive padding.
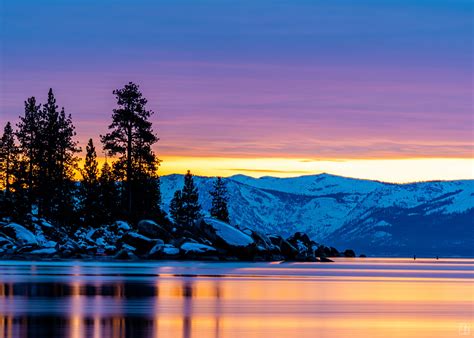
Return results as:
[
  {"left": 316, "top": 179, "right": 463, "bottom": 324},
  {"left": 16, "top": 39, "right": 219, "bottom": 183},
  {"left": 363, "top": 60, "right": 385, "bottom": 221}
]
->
[{"left": 160, "top": 173, "right": 474, "bottom": 256}]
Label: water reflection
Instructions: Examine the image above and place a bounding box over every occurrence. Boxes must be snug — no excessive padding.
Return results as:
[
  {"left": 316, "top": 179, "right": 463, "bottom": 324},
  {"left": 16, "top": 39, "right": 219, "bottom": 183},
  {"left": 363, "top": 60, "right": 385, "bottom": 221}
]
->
[{"left": 0, "top": 259, "right": 472, "bottom": 338}]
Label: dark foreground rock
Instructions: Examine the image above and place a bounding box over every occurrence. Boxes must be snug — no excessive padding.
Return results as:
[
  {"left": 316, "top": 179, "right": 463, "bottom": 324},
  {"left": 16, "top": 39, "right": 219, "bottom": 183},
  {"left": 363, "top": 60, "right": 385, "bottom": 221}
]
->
[
  {"left": 137, "top": 220, "right": 173, "bottom": 241},
  {"left": 0, "top": 217, "right": 356, "bottom": 262}
]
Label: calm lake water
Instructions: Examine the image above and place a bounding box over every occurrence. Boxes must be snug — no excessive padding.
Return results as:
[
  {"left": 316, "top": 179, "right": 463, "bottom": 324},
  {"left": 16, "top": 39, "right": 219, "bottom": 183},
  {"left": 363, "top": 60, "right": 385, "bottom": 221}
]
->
[{"left": 0, "top": 258, "right": 472, "bottom": 338}]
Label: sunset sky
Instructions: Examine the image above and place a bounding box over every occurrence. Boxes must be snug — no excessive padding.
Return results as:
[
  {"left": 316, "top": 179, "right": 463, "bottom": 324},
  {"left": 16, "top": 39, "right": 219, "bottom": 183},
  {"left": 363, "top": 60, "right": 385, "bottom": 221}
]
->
[{"left": 0, "top": 0, "right": 472, "bottom": 182}]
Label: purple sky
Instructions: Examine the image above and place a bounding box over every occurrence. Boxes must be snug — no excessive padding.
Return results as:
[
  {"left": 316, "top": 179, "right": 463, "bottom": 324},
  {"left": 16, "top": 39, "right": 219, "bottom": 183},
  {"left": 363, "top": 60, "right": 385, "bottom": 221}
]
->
[{"left": 0, "top": 0, "right": 472, "bottom": 178}]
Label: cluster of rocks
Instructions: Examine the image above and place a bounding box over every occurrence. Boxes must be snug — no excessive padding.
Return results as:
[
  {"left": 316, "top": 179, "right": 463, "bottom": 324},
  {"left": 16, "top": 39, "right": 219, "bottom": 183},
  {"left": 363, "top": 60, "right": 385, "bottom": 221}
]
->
[{"left": 0, "top": 217, "right": 359, "bottom": 261}]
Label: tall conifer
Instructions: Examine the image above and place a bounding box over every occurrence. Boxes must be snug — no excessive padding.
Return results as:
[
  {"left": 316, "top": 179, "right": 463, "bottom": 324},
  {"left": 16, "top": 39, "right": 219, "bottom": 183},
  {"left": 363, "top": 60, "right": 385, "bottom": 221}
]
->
[
  {"left": 181, "top": 170, "right": 202, "bottom": 226},
  {"left": 210, "top": 176, "right": 230, "bottom": 223},
  {"left": 169, "top": 190, "right": 185, "bottom": 225},
  {"left": 101, "top": 82, "right": 161, "bottom": 221},
  {"left": 80, "top": 139, "right": 100, "bottom": 226},
  {"left": 38, "top": 89, "right": 80, "bottom": 224},
  {"left": 0, "top": 122, "right": 18, "bottom": 195},
  {"left": 16, "top": 97, "right": 42, "bottom": 210},
  {"left": 98, "top": 161, "right": 119, "bottom": 224}
]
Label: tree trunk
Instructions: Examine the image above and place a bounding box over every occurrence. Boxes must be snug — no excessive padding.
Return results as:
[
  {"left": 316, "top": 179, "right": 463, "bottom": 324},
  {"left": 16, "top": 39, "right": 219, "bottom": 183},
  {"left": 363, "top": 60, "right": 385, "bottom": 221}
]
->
[{"left": 127, "top": 124, "right": 132, "bottom": 217}]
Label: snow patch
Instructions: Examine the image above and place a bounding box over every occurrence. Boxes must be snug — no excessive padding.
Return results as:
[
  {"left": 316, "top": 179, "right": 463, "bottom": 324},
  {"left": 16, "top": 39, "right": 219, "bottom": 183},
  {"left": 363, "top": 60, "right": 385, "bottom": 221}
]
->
[
  {"left": 181, "top": 242, "right": 217, "bottom": 254},
  {"left": 203, "top": 218, "right": 254, "bottom": 247},
  {"left": 2, "top": 223, "right": 38, "bottom": 246}
]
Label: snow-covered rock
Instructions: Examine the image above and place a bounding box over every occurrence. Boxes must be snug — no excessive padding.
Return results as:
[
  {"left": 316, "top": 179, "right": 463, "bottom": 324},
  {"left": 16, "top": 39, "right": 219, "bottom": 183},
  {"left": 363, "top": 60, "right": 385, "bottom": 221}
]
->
[
  {"left": 148, "top": 240, "right": 166, "bottom": 257},
  {"left": 42, "top": 240, "right": 57, "bottom": 248},
  {"left": 115, "top": 247, "right": 137, "bottom": 260},
  {"left": 149, "top": 242, "right": 180, "bottom": 257},
  {"left": 30, "top": 248, "right": 57, "bottom": 255},
  {"left": 0, "top": 236, "right": 13, "bottom": 246},
  {"left": 137, "top": 219, "right": 171, "bottom": 240},
  {"left": 180, "top": 242, "right": 217, "bottom": 254},
  {"left": 0, "top": 223, "right": 38, "bottom": 246},
  {"left": 200, "top": 218, "right": 254, "bottom": 247},
  {"left": 115, "top": 221, "right": 131, "bottom": 232},
  {"left": 56, "top": 239, "right": 80, "bottom": 256},
  {"left": 122, "top": 232, "right": 156, "bottom": 254},
  {"left": 162, "top": 245, "right": 180, "bottom": 256},
  {"left": 122, "top": 244, "right": 137, "bottom": 252}
]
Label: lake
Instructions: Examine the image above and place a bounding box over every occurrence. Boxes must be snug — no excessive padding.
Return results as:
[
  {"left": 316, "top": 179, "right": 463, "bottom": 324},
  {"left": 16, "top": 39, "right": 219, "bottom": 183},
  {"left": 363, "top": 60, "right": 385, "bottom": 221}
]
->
[{"left": 0, "top": 258, "right": 472, "bottom": 337}]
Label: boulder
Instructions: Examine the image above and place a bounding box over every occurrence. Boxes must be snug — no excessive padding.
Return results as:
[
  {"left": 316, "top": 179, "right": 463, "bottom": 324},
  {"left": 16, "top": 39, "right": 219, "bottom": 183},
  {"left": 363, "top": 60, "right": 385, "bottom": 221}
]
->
[
  {"left": 33, "top": 219, "right": 65, "bottom": 244},
  {"left": 287, "top": 232, "right": 316, "bottom": 261},
  {"left": 147, "top": 240, "right": 166, "bottom": 258},
  {"left": 137, "top": 220, "right": 172, "bottom": 240},
  {"left": 280, "top": 239, "right": 298, "bottom": 259},
  {"left": 42, "top": 240, "right": 57, "bottom": 248},
  {"left": 115, "top": 220, "right": 131, "bottom": 232},
  {"left": 170, "top": 236, "right": 198, "bottom": 249},
  {"left": 16, "top": 244, "right": 38, "bottom": 254},
  {"left": 56, "top": 239, "right": 80, "bottom": 257},
  {"left": 267, "top": 234, "right": 298, "bottom": 260},
  {"left": 287, "top": 232, "right": 312, "bottom": 249},
  {"left": 87, "top": 228, "right": 103, "bottom": 241},
  {"left": 162, "top": 244, "right": 180, "bottom": 257},
  {"left": 115, "top": 248, "right": 138, "bottom": 260},
  {"left": 122, "top": 243, "right": 137, "bottom": 252},
  {"left": 268, "top": 234, "right": 284, "bottom": 246},
  {"left": 199, "top": 218, "right": 255, "bottom": 257},
  {"left": 0, "top": 223, "right": 38, "bottom": 247},
  {"left": 29, "top": 248, "right": 57, "bottom": 256},
  {"left": 251, "top": 231, "right": 279, "bottom": 252},
  {"left": 122, "top": 232, "right": 156, "bottom": 255},
  {"left": 180, "top": 242, "right": 217, "bottom": 255},
  {"left": 315, "top": 245, "right": 340, "bottom": 258},
  {"left": 0, "top": 236, "right": 13, "bottom": 247},
  {"left": 343, "top": 249, "right": 356, "bottom": 257},
  {"left": 328, "top": 247, "right": 340, "bottom": 257}
]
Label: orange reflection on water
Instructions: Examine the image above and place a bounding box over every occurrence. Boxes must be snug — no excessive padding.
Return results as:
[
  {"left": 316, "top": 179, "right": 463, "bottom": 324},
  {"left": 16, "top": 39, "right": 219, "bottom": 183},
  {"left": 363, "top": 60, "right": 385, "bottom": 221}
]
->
[
  {"left": 0, "top": 259, "right": 472, "bottom": 338},
  {"left": 70, "top": 281, "right": 84, "bottom": 338}
]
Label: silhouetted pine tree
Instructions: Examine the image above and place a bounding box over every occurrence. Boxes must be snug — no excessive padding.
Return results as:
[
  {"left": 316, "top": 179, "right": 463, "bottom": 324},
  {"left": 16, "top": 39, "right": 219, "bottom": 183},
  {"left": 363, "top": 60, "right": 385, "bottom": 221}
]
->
[
  {"left": 133, "top": 169, "right": 162, "bottom": 220},
  {"left": 10, "top": 159, "right": 30, "bottom": 221},
  {"left": 79, "top": 139, "right": 100, "bottom": 227},
  {"left": 101, "top": 82, "right": 161, "bottom": 221},
  {"left": 0, "top": 122, "right": 19, "bottom": 218},
  {"left": 0, "top": 122, "right": 18, "bottom": 196},
  {"left": 98, "top": 161, "right": 120, "bottom": 224},
  {"left": 16, "top": 97, "right": 42, "bottom": 211},
  {"left": 210, "top": 176, "right": 230, "bottom": 223},
  {"left": 39, "top": 89, "right": 80, "bottom": 225},
  {"left": 181, "top": 170, "right": 201, "bottom": 226},
  {"left": 169, "top": 190, "right": 185, "bottom": 225}
]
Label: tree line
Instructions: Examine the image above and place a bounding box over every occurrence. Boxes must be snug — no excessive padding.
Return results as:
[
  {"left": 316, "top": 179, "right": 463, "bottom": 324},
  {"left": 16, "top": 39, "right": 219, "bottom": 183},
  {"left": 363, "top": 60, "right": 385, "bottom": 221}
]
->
[{"left": 0, "top": 82, "right": 229, "bottom": 232}]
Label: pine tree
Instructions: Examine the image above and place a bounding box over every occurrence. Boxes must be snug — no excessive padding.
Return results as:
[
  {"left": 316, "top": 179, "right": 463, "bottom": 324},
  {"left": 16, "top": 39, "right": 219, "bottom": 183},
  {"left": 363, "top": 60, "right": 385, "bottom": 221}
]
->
[
  {"left": 9, "top": 159, "right": 30, "bottom": 220},
  {"left": 133, "top": 169, "right": 162, "bottom": 220},
  {"left": 181, "top": 170, "right": 202, "bottom": 226},
  {"left": 0, "top": 122, "right": 18, "bottom": 195},
  {"left": 16, "top": 96, "right": 42, "bottom": 211},
  {"left": 0, "top": 122, "right": 19, "bottom": 219},
  {"left": 79, "top": 139, "right": 100, "bottom": 227},
  {"left": 210, "top": 176, "right": 230, "bottom": 223},
  {"left": 169, "top": 189, "right": 185, "bottom": 225},
  {"left": 38, "top": 89, "right": 80, "bottom": 225},
  {"left": 101, "top": 82, "right": 161, "bottom": 221},
  {"left": 98, "top": 161, "right": 120, "bottom": 224}
]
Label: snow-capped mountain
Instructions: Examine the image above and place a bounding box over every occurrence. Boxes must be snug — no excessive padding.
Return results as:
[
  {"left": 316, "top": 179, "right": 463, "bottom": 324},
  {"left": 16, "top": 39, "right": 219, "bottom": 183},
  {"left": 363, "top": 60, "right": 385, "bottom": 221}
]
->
[{"left": 160, "top": 174, "right": 474, "bottom": 257}]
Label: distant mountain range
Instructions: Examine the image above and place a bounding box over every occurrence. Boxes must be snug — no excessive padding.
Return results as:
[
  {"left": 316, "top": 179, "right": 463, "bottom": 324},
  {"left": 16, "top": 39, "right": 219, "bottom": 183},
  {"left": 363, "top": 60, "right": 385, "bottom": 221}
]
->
[{"left": 160, "top": 174, "right": 474, "bottom": 257}]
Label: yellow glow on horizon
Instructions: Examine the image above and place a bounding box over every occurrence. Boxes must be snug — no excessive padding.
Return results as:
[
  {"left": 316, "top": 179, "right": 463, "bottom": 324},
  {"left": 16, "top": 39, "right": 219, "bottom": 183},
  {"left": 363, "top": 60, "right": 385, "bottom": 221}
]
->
[{"left": 86, "top": 156, "right": 474, "bottom": 183}]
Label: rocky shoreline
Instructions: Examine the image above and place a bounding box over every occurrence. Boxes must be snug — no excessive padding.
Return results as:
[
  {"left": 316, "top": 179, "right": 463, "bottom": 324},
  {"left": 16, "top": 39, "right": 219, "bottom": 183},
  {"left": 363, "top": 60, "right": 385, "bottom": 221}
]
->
[{"left": 0, "top": 217, "right": 360, "bottom": 262}]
